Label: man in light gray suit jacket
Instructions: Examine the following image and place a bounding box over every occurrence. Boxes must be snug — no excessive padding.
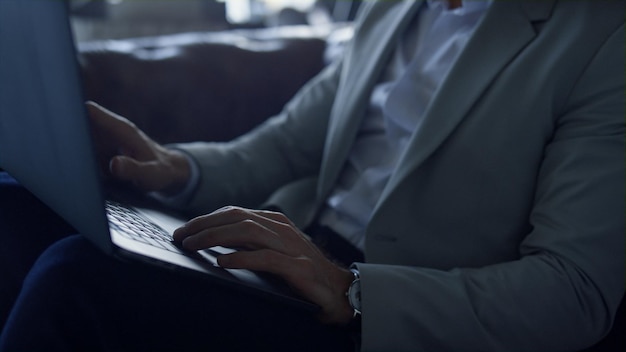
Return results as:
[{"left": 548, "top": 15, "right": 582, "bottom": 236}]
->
[{"left": 1, "top": 0, "right": 623, "bottom": 351}]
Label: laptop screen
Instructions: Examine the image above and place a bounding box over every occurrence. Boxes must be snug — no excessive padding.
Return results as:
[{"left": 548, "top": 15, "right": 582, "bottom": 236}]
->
[
  {"left": 0, "top": 0, "right": 112, "bottom": 252},
  {"left": 0, "top": 1, "right": 321, "bottom": 313}
]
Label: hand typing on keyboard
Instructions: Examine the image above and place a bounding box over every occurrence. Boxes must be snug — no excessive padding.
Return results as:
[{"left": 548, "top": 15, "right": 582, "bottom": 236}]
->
[
  {"left": 87, "top": 101, "right": 191, "bottom": 196},
  {"left": 173, "top": 206, "right": 355, "bottom": 325}
]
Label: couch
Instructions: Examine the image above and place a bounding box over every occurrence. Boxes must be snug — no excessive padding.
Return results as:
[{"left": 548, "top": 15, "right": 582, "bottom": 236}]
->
[{"left": 77, "top": 24, "right": 352, "bottom": 144}]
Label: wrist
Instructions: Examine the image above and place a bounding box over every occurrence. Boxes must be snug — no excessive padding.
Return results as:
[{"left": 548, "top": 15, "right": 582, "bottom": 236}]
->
[
  {"left": 162, "top": 149, "right": 191, "bottom": 195},
  {"left": 333, "top": 267, "right": 362, "bottom": 326},
  {"left": 323, "top": 267, "right": 355, "bottom": 325},
  {"left": 346, "top": 268, "right": 361, "bottom": 316}
]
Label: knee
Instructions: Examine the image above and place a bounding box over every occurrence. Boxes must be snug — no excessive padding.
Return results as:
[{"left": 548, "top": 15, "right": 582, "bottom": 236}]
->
[
  {"left": 0, "top": 172, "right": 75, "bottom": 238},
  {"left": 24, "top": 235, "right": 107, "bottom": 292},
  {"left": 1, "top": 236, "right": 107, "bottom": 350}
]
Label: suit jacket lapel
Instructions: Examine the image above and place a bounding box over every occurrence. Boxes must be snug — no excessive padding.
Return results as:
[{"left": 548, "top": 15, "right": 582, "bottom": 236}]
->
[
  {"left": 318, "top": 0, "right": 423, "bottom": 199},
  {"left": 375, "top": 0, "right": 556, "bottom": 212}
]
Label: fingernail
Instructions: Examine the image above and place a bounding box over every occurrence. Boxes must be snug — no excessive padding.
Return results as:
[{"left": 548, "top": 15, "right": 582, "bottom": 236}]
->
[
  {"left": 110, "top": 157, "right": 127, "bottom": 176},
  {"left": 181, "top": 237, "right": 195, "bottom": 250},
  {"left": 172, "top": 226, "right": 186, "bottom": 240},
  {"left": 109, "top": 158, "right": 118, "bottom": 175}
]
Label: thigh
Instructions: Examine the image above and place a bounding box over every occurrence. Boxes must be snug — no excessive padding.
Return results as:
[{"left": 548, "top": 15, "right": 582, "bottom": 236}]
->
[
  {"left": 0, "top": 235, "right": 354, "bottom": 351},
  {"left": 0, "top": 172, "right": 76, "bottom": 269},
  {"left": 0, "top": 172, "right": 76, "bottom": 328}
]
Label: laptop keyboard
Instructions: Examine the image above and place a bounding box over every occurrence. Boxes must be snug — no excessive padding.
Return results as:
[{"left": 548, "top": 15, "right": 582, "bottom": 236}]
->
[{"left": 105, "top": 201, "right": 181, "bottom": 253}]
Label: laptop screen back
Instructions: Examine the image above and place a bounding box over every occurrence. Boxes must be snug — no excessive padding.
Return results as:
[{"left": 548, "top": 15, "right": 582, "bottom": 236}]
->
[{"left": 0, "top": 0, "right": 112, "bottom": 252}]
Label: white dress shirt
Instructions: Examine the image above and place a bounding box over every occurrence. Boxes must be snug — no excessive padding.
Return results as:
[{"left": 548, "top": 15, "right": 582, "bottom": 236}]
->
[{"left": 319, "top": 0, "right": 492, "bottom": 250}]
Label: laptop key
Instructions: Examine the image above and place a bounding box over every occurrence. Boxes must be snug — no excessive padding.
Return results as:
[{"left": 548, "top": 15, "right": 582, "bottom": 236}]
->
[{"left": 105, "top": 201, "right": 178, "bottom": 252}]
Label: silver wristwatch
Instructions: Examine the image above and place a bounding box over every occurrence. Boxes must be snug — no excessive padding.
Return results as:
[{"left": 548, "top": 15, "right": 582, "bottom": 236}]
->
[{"left": 346, "top": 268, "right": 361, "bottom": 317}]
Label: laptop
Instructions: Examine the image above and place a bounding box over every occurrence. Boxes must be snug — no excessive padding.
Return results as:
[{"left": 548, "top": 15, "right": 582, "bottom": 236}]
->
[{"left": 0, "top": 0, "right": 316, "bottom": 312}]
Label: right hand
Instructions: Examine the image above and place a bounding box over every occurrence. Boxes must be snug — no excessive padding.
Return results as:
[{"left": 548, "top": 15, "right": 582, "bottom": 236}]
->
[{"left": 87, "top": 101, "right": 191, "bottom": 195}]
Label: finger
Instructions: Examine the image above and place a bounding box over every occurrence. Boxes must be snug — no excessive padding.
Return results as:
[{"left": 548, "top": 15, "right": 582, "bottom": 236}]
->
[
  {"left": 110, "top": 155, "right": 171, "bottom": 192},
  {"left": 86, "top": 101, "right": 155, "bottom": 161},
  {"left": 174, "top": 207, "right": 266, "bottom": 239},
  {"left": 245, "top": 209, "right": 314, "bottom": 242},
  {"left": 86, "top": 101, "right": 134, "bottom": 128},
  {"left": 175, "top": 207, "right": 313, "bottom": 258},
  {"left": 175, "top": 212, "right": 304, "bottom": 257},
  {"left": 109, "top": 155, "right": 135, "bottom": 178},
  {"left": 180, "top": 220, "right": 288, "bottom": 254},
  {"left": 86, "top": 101, "right": 136, "bottom": 140},
  {"left": 245, "top": 209, "right": 296, "bottom": 226},
  {"left": 175, "top": 207, "right": 294, "bottom": 239}
]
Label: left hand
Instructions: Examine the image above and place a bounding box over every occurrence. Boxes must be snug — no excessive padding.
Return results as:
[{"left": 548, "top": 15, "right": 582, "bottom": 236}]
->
[{"left": 172, "top": 206, "right": 355, "bottom": 325}]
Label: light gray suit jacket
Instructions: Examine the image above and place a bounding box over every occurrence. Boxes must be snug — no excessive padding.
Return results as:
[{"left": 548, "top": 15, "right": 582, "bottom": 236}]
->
[{"left": 177, "top": 1, "right": 625, "bottom": 350}]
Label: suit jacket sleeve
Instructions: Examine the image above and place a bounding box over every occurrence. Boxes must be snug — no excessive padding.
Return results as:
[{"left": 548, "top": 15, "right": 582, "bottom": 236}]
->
[
  {"left": 355, "top": 21, "right": 625, "bottom": 352},
  {"left": 171, "top": 59, "right": 342, "bottom": 216}
]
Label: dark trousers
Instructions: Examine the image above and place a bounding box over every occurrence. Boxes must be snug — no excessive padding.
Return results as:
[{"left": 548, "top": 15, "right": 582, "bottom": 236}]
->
[
  {"left": 0, "top": 172, "right": 75, "bottom": 330},
  {"left": 0, "top": 173, "right": 356, "bottom": 351}
]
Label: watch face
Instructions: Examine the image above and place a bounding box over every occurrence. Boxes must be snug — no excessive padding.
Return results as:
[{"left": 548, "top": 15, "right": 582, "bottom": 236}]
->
[{"left": 348, "top": 279, "right": 362, "bottom": 312}]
